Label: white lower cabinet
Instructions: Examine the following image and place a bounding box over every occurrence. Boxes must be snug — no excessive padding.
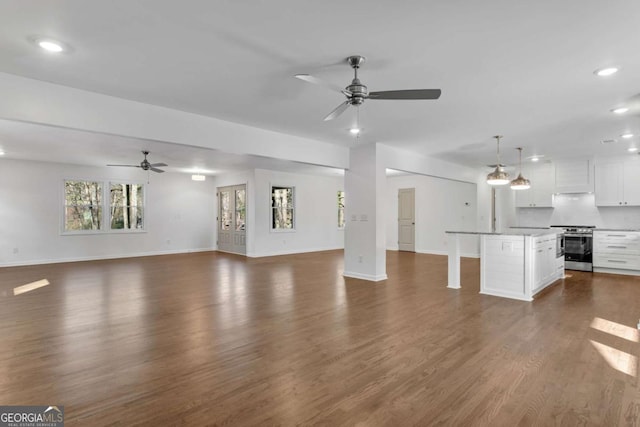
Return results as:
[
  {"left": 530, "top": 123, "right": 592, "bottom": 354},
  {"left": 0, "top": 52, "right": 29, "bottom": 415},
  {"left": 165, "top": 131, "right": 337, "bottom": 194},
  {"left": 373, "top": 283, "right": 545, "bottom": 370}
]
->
[
  {"left": 480, "top": 233, "right": 563, "bottom": 301},
  {"left": 593, "top": 231, "right": 640, "bottom": 272},
  {"left": 532, "top": 234, "right": 561, "bottom": 294}
]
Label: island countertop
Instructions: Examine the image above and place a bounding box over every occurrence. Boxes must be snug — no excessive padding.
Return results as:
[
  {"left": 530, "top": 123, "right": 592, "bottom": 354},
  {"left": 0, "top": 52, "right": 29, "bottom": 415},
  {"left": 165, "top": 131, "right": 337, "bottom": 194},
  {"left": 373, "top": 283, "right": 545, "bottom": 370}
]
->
[{"left": 445, "top": 228, "right": 563, "bottom": 237}]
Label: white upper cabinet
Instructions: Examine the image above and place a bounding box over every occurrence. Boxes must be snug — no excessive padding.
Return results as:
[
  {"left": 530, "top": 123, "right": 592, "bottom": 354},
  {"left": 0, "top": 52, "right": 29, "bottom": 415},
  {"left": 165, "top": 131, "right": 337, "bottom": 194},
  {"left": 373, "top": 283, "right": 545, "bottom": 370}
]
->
[
  {"left": 596, "top": 158, "right": 640, "bottom": 206},
  {"left": 515, "top": 162, "right": 555, "bottom": 208},
  {"left": 554, "top": 159, "right": 594, "bottom": 193}
]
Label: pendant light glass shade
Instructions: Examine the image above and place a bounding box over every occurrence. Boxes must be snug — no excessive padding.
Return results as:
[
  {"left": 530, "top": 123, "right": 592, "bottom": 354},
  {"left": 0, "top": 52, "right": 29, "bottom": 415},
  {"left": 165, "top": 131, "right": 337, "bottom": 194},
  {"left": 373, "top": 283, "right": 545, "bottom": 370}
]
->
[
  {"left": 487, "top": 168, "right": 510, "bottom": 185},
  {"left": 510, "top": 147, "right": 531, "bottom": 190},
  {"left": 486, "top": 135, "right": 510, "bottom": 186}
]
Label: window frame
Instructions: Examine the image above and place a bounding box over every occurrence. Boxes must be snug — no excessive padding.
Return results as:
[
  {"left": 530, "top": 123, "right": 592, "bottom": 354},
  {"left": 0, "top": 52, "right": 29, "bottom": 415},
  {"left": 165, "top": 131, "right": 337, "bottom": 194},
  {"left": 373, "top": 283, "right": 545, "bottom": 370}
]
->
[
  {"left": 108, "top": 180, "right": 146, "bottom": 233},
  {"left": 270, "top": 184, "right": 296, "bottom": 232},
  {"left": 61, "top": 178, "right": 147, "bottom": 235}
]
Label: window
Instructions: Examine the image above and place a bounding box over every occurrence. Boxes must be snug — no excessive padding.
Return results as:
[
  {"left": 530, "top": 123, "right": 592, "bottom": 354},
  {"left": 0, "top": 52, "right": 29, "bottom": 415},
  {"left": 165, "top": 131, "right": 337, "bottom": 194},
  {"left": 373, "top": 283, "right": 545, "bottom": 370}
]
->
[
  {"left": 271, "top": 186, "right": 294, "bottom": 230},
  {"left": 64, "top": 180, "right": 102, "bottom": 231},
  {"left": 337, "top": 190, "right": 345, "bottom": 229},
  {"left": 235, "top": 188, "right": 246, "bottom": 231},
  {"left": 63, "top": 180, "right": 145, "bottom": 233},
  {"left": 220, "top": 191, "right": 232, "bottom": 230},
  {"left": 110, "top": 183, "right": 144, "bottom": 230}
]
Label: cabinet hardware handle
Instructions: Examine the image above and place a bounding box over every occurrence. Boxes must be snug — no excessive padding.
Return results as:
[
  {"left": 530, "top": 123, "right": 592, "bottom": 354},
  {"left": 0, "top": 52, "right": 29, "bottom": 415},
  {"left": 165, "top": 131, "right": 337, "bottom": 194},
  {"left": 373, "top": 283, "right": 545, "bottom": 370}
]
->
[
  {"left": 607, "top": 245, "right": 626, "bottom": 248},
  {"left": 625, "top": 202, "right": 628, "bottom": 205},
  {"left": 537, "top": 250, "right": 543, "bottom": 253},
  {"left": 607, "top": 234, "right": 625, "bottom": 237},
  {"left": 608, "top": 259, "right": 627, "bottom": 263}
]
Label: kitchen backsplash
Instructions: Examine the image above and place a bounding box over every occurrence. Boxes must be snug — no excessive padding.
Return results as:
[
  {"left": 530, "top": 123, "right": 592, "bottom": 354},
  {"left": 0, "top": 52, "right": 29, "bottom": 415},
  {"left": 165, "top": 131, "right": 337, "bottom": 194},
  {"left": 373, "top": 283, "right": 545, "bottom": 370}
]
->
[{"left": 516, "top": 193, "right": 640, "bottom": 229}]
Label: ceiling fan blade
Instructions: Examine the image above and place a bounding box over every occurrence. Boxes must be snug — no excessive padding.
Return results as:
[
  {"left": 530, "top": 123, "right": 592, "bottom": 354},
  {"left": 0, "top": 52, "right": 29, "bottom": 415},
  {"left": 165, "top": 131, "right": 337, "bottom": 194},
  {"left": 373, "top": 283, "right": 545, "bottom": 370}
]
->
[
  {"left": 368, "top": 89, "right": 442, "bottom": 100},
  {"left": 295, "top": 74, "right": 346, "bottom": 93},
  {"left": 149, "top": 167, "right": 165, "bottom": 173},
  {"left": 149, "top": 162, "right": 168, "bottom": 167},
  {"left": 323, "top": 101, "right": 350, "bottom": 121},
  {"left": 107, "top": 164, "right": 140, "bottom": 168}
]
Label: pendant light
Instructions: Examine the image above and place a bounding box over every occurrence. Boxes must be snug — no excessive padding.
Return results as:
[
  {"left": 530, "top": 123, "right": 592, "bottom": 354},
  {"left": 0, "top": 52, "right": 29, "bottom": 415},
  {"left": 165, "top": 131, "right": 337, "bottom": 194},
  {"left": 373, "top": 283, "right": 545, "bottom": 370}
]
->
[
  {"left": 510, "top": 147, "right": 531, "bottom": 190},
  {"left": 486, "top": 135, "right": 510, "bottom": 186}
]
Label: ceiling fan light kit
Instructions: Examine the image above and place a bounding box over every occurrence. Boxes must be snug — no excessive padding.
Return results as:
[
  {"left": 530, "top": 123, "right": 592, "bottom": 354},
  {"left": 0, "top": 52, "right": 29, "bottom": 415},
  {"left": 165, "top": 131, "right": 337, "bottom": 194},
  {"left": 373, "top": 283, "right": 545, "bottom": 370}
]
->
[
  {"left": 486, "top": 135, "right": 510, "bottom": 186},
  {"left": 510, "top": 147, "right": 531, "bottom": 190},
  {"left": 295, "top": 55, "right": 442, "bottom": 123}
]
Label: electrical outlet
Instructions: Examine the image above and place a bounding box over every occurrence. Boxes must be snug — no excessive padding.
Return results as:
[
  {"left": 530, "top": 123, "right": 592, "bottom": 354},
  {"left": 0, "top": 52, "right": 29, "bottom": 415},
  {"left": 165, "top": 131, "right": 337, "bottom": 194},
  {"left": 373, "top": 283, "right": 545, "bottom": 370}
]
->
[
  {"left": 358, "top": 255, "right": 363, "bottom": 263},
  {"left": 166, "top": 239, "right": 171, "bottom": 245},
  {"left": 12, "top": 247, "right": 18, "bottom": 254}
]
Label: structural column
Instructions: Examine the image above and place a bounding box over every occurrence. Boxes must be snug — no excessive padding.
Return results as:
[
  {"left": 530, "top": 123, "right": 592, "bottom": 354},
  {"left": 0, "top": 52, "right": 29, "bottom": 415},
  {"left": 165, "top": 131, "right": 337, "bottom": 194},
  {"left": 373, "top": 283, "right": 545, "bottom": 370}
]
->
[{"left": 343, "top": 144, "right": 387, "bottom": 281}]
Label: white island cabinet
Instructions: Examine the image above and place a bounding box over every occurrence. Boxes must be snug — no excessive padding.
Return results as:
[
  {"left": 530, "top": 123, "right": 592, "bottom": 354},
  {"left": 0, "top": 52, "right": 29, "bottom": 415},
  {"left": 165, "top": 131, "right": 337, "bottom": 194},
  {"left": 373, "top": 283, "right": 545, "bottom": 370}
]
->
[{"left": 447, "top": 230, "right": 564, "bottom": 301}]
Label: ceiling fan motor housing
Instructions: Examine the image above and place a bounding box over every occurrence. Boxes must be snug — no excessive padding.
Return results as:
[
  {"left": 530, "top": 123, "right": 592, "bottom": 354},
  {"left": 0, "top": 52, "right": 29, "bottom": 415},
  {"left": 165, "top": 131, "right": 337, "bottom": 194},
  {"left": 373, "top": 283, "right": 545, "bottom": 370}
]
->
[{"left": 347, "top": 78, "right": 367, "bottom": 105}]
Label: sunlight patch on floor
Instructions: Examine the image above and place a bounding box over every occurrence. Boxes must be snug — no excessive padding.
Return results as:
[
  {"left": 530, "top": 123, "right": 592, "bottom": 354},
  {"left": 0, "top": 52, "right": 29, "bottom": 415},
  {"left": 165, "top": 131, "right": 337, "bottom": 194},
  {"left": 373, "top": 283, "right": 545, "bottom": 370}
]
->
[
  {"left": 13, "top": 279, "right": 50, "bottom": 296},
  {"left": 590, "top": 340, "right": 637, "bottom": 377},
  {"left": 591, "top": 317, "right": 640, "bottom": 343}
]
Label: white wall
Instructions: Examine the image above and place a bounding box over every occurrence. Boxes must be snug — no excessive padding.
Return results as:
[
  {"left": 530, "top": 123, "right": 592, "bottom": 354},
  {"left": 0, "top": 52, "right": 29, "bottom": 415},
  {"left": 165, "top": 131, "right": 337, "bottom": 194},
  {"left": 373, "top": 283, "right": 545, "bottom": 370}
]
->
[
  {"left": 213, "top": 168, "right": 345, "bottom": 257},
  {"left": 386, "top": 174, "right": 479, "bottom": 257},
  {"left": 0, "top": 159, "right": 216, "bottom": 266},
  {"left": 344, "top": 144, "right": 387, "bottom": 281},
  {"left": 516, "top": 193, "right": 640, "bottom": 228}
]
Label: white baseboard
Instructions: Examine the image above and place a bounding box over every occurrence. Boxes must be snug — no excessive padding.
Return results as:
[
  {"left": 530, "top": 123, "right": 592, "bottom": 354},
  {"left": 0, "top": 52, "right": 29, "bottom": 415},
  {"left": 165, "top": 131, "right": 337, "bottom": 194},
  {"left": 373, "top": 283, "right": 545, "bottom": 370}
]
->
[
  {"left": 480, "top": 289, "right": 532, "bottom": 302},
  {"left": 343, "top": 271, "right": 388, "bottom": 282},
  {"left": 593, "top": 267, "right": 640, "bottom": 276},
  {"left": 246, "top": 246, "right": 343, "bottom": 258},
  {"left": 0, "top": 247, "right": 216, "bottom": 268}
]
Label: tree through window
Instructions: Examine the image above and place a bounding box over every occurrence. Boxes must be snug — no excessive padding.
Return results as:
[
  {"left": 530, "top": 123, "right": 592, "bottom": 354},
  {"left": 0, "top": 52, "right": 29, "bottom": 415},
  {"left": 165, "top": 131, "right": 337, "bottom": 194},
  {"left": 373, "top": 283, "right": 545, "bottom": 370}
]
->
[
  {"left": 271, "top": 186, "right": 294, "bottom": 230},
  {"left": 110, "top": 183, "right": 144, "bottom": 230},
  {"left": 64, "top": 180, "right": 103, "bottom": 231}
]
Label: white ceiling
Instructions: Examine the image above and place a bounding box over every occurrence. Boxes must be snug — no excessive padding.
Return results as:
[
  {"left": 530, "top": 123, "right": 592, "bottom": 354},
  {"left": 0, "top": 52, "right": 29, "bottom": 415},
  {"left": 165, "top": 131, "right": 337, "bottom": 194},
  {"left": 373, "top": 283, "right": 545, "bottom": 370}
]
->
[{"left": 0, "top": 1, "right": 640, "bottom": 168}]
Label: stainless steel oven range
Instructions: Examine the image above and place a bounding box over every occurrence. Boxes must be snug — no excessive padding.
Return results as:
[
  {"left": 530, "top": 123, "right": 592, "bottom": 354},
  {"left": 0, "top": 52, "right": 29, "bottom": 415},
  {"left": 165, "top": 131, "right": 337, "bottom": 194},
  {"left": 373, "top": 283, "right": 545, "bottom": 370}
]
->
[{"left": 550, "top": 225, "right": 594, "bottom": 272}]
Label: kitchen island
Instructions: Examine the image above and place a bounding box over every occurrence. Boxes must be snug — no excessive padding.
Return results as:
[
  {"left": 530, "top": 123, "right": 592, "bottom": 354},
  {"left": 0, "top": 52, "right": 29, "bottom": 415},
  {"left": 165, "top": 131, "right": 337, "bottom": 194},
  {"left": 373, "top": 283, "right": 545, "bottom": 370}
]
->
[{"left": 446, "top": 229, "right": 564, "bottom": 301}]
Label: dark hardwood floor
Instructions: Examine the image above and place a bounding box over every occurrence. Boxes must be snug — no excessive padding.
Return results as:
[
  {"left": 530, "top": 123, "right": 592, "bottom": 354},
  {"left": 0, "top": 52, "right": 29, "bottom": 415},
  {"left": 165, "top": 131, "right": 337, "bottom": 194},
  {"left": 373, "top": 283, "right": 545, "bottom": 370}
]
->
[{"left": 0, "top": 250, "right": 639, "bottom": 426}]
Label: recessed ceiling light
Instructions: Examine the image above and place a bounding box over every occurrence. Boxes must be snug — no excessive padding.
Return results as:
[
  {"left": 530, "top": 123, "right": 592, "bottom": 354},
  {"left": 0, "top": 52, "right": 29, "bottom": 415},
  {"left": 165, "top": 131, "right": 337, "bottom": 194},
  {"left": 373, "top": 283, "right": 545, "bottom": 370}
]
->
[
  {"left": 628, "top": 147, "right": 638, "bottom": 152},
  {"left": 39, "top": 40, "right": 63, "bottom": 52},
  {"left": 191, "top": 174, "right": 206, "bottom": 181},
  {"left": 530, "top": 157, "right": 539, "bottom": 162},
  {"left": 30, "top": 37, "right": 70, "bottom": 53},
  {"left": 0, "top": 151, "right": 5, "bottom": 156},
  {"left": 349, "top": 128, "right": 360, "bottom": 135},
  {"left": 594, "top": 67, "right": 619, "bottom": 77},
  {"left": 612, "top": 107, "right": 629, "bottom": 114},
  {"left": 621, "top": 133, "right": 634, "bottom": 139}
]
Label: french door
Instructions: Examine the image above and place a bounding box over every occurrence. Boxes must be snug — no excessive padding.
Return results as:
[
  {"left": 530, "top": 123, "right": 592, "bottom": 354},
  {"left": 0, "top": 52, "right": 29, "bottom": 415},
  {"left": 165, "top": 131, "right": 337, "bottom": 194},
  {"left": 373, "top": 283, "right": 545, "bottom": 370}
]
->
[{"left": 217, "top": 184, "right": 246, "bottom": 255}]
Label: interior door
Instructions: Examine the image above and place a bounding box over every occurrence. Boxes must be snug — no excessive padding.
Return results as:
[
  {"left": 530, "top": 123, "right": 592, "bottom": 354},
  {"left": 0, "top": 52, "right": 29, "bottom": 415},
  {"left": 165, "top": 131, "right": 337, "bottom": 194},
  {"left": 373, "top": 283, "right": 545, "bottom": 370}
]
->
[
  {"left": 398, "top": 188, "right": 415, "bottom": 252},
  {"left": 217, "top": 184, "right": 246, "bottom": 255}
]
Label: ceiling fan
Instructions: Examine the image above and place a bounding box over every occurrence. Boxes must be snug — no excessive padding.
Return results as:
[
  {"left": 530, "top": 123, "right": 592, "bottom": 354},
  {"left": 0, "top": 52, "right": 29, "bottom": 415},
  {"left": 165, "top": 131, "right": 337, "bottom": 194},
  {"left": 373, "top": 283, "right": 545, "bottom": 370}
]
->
[
  {"left": 107, "top": 150, "right": 168, "bottom": 173},
  {"left": 295, "top": 55, "right": 442, "bottom": 121}
]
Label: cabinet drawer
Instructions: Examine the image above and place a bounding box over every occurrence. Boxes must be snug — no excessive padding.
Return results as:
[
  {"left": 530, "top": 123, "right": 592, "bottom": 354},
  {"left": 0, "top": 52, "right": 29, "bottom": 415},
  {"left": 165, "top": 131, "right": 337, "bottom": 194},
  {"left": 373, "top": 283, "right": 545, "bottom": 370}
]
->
[
  {"left": 593, "top": 254, "right": 640, "bottom": 270},
  {"left": 594, "top": 232, "right": 640, "bottom": 244},
  {"left": 594, "top": 240, "right": 640, "bottom": 255}
]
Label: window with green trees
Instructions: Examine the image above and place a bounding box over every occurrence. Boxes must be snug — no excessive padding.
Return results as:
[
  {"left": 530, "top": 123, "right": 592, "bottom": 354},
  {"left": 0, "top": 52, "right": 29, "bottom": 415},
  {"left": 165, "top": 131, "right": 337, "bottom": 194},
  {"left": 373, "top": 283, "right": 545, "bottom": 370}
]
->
[{"left": 271, "top": 186, "right": 294, "bottom": 230}]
